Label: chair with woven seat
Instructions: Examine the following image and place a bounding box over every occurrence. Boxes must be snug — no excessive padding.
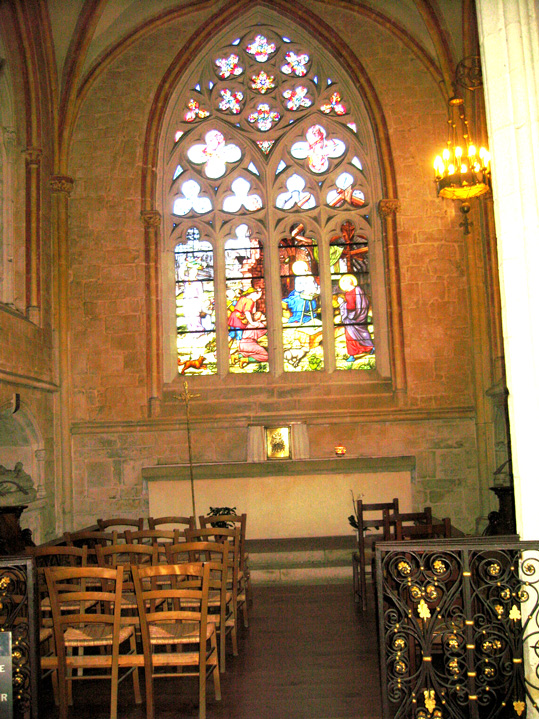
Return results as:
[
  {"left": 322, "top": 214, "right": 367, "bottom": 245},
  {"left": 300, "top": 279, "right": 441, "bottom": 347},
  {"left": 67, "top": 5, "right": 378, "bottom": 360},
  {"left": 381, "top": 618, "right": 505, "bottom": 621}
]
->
[
  {"left": 199, "top": 512, "right": 252, "bottom": 606},
  {"left": 97, "top": 517, "right": 145, "bottom": 535},
  {"left": 352, "top": 498, "right": 399, "bottom": 610},
  {"left": 43, "top": 565, "right": 142, "bottom": 719},
  {"left": 96, "top": 543, "right": 157, "bottom": 624},
  {"left": 148, "top": 515, "right": 195, "bottom": 535},
  {"left": 132, "top": 561, "right": 221, "bottom": 719},
  {"left": 124, "top": 529, "right": 180, "bottom": 548},
  {"left": 395, "top": 514, "right": 452, "bottom": 540},
  {"left": 165, "top": 540, "right": 231, "bottom": 671},
  {"left": 186, "top": 526, "right": 248, "bottom": 632}
]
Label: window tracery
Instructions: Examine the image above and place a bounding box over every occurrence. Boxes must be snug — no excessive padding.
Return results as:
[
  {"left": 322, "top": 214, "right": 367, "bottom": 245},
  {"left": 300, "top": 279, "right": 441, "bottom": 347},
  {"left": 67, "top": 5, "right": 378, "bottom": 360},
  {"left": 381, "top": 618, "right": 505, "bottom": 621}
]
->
[{"left": 166, "top": 24, "right": 379, "bottom": 377}]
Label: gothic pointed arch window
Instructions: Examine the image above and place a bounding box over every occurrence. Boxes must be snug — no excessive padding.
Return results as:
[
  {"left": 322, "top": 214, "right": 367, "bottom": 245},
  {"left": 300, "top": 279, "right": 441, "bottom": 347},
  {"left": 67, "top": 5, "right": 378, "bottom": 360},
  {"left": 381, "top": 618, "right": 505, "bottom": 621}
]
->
[{"left": 162, "top": 20, "right": 388, "bottom": 379}]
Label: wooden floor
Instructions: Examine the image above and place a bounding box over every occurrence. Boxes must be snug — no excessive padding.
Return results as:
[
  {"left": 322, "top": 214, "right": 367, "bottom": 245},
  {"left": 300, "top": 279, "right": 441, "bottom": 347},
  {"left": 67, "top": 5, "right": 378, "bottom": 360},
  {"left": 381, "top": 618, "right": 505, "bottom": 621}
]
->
[{"left": 39, "top": 582, "right": 382, "bottom": 719}]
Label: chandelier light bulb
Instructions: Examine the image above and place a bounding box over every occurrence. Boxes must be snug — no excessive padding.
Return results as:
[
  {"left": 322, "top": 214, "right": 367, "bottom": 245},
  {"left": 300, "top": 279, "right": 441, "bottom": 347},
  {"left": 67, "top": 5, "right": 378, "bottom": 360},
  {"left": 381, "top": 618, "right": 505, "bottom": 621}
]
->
[
  {"left": 448, "top": 163, "right": 455, "bottom": 175},
  {"left": 442, "top": 148, "right": 450, "bottom": 161},
  {"left": 455, "top": 146, "right": 463, "bottom": 158},
  {"left": 468, "top": 145, "right": 476, "bottom": 158},
  {"left": 460, "top": 163, "right": 468, "bottom": 173}
]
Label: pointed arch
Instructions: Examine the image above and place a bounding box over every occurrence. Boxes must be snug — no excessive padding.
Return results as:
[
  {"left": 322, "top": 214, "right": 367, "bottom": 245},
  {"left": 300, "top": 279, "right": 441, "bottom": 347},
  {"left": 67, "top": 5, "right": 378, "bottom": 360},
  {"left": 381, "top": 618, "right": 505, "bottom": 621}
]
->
[{"left": 141, "top": 0, "right": 406, "bottom": 401}]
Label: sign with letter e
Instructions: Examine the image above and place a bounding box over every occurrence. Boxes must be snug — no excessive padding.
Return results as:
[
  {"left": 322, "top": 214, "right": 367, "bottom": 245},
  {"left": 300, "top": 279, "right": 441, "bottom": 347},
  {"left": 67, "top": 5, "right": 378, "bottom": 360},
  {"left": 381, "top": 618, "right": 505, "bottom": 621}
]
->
[{"left": 0, "top": 632, "right": 12, "bottom": 719}]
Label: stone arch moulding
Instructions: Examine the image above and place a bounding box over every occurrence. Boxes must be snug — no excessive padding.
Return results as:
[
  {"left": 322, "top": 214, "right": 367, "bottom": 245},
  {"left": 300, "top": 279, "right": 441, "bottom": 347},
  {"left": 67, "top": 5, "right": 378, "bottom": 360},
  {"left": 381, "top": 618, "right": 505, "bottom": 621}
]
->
[
  {"left": 0, "top": 397, "right": 46, "bottom": 499},
  {"left": 140, "top": 0, "right": 406, "bottom": 411}
]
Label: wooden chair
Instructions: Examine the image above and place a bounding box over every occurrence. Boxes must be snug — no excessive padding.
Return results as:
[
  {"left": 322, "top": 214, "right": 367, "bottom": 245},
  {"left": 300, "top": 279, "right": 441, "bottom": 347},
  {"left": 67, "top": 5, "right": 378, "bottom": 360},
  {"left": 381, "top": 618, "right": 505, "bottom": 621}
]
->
[
  {"left": 124, "top": 529, "right": 180, "bottom": 547},
  {"left": 165, "top": 540, "right": 231, "bottom": 671},
  {"left": 148, "top": 515, "right": 195, "bottom": 535},
  {"left": 199, "top": 512, "right": 252, "bottom": 606},
  {"left": 186, "top": 526, "right": 248, "bottom": 631},
  {"left": 43, "top": 565, "right": 142, "bottom": 719},
  {"left": 96, "top": 543, "right": 157, "bottom": 623},
  {"left": 97, "top": 517, "right": 145, "bottom": 534},
  {"left": 352, "top": 498, "right": 399, "bottom": 610},
  {"left": 395, "top": 515, "right": 452, "bottom": 540},
  {"left": 390, "top": 507, "right": 433, "bottom": 540},
  {"left": 132, "top": 561, "right": 221, "bottom": 719}
]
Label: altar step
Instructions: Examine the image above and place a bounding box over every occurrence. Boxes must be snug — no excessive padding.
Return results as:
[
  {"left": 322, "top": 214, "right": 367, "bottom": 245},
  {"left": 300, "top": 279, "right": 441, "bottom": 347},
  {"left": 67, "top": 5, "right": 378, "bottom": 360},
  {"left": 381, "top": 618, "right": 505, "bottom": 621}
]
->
[{"left": 246, "top": 535, "right": 356, "bottom": 586}]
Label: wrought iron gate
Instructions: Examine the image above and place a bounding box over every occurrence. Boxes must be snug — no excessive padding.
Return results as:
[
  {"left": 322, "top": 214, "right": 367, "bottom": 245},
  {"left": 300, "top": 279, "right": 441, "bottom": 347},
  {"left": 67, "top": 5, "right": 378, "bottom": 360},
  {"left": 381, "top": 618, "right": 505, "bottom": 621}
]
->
[{"left": 375, "top": 538, "right": 539, "bottom": 719}]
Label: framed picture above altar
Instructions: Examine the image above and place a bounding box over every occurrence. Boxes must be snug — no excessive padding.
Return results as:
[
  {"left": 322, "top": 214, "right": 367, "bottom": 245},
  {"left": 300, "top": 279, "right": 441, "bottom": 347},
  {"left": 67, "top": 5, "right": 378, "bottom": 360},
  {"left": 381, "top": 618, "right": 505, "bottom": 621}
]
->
[{"left": 265, "top": 427, "right": 291, "bottom": 460}]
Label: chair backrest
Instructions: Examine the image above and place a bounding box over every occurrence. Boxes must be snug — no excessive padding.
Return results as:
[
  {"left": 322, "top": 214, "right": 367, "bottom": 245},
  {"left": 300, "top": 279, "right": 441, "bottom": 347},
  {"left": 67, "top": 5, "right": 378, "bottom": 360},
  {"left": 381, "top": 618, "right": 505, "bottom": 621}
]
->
[
  {"left": 165, "top": 540, "right": 229, "bottom": 570},
  {"left": 185, "top": 527, "right": 241, "bottom": 590},
  {"left": 63, "top": 530, "right": 118, "bottom": 547},
  {"left": 124, "top": 529, "right": 180, "bottom": 547},
  {"left": 199, "top": 513, "right": 247, "bottom": 571},
  {"left": 390, "top": 507, "right": 432, "bottom": 541},
  {"left": 132, "top": 561, "right": 212, "bottom": 648},
  {"left": 147, "top": 515, "right": 195, "bottom": 533},
  {"left": 96, "top": 543, "right": 157, "bottom": 568},
  {"left": 45, "top": 565, "right": 124, "bottom": 662},
  {"left": 395, "top": 515, "right": 452, "bottom": 541},
  {"left": 28, "top": 545, "right": 88, "bottom": 623},
  {"left": 97, "top": 517, "right": 144, "bottom": 532}
]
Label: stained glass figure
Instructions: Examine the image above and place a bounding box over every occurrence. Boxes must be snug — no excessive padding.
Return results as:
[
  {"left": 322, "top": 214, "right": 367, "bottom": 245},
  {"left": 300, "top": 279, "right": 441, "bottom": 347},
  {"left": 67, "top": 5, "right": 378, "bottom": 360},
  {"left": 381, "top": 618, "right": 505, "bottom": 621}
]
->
[
  {"left": 321, "top": 91, "right": 347, "bottom": 115},
  {"left": 246, "top": 35, "right": 276, "bottom": 62},
  {"left": 219, "top": 89, "right": 243, "bottom": 114},
  {"left": 330, "top": 223, "right": 374, "bottom": 370},
  {"left": 281, "top": 51, "right": 309, "bottom": 77},
  {"left": 175, "top": 232, "right": 216, "bottom": 375},
  {"left": 282, "top": 86, "right": 312, "bottom": 111},
  {"left": 251, "top": 71, "right": 275, "bottom": 94},
  {"left": 280, "top": 227, "right": 323, "bottom": 372},
  {"left": 222, "top": 177, "right": 263, "bottom": 212},
  {"left": 184, "top": 99, "right": 210, "bottom": 122},
  {"left": 276, "top": 173, "right": 316, "bottom": 210},
  {"left": 248, "top": 103, "right": 281, "bottom": 131},
  {"left": 187, "top": 130, "right": 241, "bottom": 178},
  {"left": 326, "top": 172, "right": 365, "bottom": 207},
  {"left": 256, "top": 140, "right": 274, "bottom": 155},
  {"left": 215, "top": 54, "right": 243, "bottom": 79},
  {"left": 290, "top": 124, "right": 346, "bottom": 173},
  {"left": 225, "top": 225, "right": 268, "bottom": 373},
  {"left": 172, "top": 179, "right": 212, "bottom": 215}
]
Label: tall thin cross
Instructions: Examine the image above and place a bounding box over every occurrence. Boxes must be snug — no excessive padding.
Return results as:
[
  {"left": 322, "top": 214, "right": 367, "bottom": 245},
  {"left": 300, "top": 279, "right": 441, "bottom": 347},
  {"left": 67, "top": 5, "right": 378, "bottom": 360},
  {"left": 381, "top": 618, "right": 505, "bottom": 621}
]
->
[{"left": 175, "top": 381, "right": 200, "bottom": 518}]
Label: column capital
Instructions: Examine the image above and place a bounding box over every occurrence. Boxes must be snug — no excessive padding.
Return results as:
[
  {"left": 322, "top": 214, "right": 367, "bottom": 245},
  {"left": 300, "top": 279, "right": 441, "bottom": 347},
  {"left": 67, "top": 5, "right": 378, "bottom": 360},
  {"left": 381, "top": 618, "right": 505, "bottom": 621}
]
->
[
  {"left": 378, "top": 198, "right": 401, "bottom": 218},
  {"left": 141, "top": 210, "right": 161, "bottom": 228},
  {"left": 25, "top": 147, "right": 42, "bottom": 166},
  {"left": 50, "top": 175, "right": 74, "bottom": 195}
]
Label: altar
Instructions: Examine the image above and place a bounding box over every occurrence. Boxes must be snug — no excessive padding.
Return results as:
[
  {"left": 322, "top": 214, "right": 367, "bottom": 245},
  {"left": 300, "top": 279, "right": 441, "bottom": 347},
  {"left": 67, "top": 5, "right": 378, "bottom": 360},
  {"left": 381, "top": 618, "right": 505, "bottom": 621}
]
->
[{"left": 143, "top": 456, "right": 414, "bottom": 539}]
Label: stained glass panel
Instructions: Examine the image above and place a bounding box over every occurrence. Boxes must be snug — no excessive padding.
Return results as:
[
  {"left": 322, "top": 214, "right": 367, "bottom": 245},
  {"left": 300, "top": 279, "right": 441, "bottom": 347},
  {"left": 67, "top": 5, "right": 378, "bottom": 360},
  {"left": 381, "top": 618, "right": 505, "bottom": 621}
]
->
[
  {"left": 246, "top": 35, "right": 276, "bottom": 62},
  {"left": 226, "top": 225, "right": 268, "bottom": 373},
  {"left": 330, "top": 223, "right": 375, "bottom": 370},
  {"left": 172, "top": 179, "right": 212, "bottom": 216},
  {"left": 290, "top": 125, "right": 346, "bottom": 173},
  {"left": 215, "top": 54, "right": 243, "bottom": 79},
  {"left": 219, "top": 89, "right": 243, "bottom": 114},
  {"left": 175, "top": 230, "right": 216, "bottom": 375},
  {"left": 222, "top": 177, "right": 263, "bottom": 212},
  {"left": 248, "top": 103, "right": 281, "bottom": 131},
  {"left": 280, "top": 229, "right": 323, "bottom": 372},
  {"left": 187, "top": 130, "right": 241, "bottom": 178},
  {"left": 276, "top": 173, "right": 316, "bottom": 210},
  {"left": 251, "top": 71, "right": 275, "bottom": 93},
  {"left": 282, "top": 86, "right": 312, "bottom": 110},
  {"left": 281, "top": 51, "right": 309, "bottom": 77}
]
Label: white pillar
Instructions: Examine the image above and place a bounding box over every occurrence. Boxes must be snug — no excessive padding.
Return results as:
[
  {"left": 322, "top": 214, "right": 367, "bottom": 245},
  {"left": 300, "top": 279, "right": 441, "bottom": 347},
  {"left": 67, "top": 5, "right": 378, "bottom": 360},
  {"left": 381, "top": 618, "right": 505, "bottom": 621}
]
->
[{"left": 475, "top": 0, "right": 539, "bottom": 540}]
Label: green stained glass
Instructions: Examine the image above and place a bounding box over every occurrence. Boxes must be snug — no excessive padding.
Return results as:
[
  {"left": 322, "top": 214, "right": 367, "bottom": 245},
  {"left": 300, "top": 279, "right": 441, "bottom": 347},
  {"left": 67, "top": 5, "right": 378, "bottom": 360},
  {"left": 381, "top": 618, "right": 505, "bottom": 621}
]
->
[
  {"left": 280, "top": 230, "right": 323, "bottom": 372},
  {"left": 175, "top": 230, "right": 216, "bottom": 375}
]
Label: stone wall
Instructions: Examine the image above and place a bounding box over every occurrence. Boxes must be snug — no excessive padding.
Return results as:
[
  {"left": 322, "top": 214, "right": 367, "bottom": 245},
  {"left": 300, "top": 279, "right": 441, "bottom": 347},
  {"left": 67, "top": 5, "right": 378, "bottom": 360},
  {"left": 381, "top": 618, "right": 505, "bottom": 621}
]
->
[{"left": 62, "top": 5, "right": 494, "bottom": 535}]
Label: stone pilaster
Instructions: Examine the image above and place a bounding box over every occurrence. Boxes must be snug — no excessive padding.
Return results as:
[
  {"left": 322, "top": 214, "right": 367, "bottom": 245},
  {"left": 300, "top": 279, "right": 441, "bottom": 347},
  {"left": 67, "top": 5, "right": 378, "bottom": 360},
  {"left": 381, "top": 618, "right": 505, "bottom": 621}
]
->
[
  {"left": 141, "top": 210, "right": 162, "bottom": 418},
  {"left": 50, "top": 174, "right": 75, "bottom": 531},
  {"left": 25, "top": 147, "right": 42, "bottom": 324}
]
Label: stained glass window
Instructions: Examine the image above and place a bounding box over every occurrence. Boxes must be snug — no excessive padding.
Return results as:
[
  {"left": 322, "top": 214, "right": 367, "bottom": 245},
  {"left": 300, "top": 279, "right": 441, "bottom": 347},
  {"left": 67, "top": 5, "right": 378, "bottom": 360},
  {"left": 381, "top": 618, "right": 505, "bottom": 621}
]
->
[
  {"left": 280, "top": 229, "right": 323, "bottom": 372},
  {"left": 167, "top": 23, "right": 377, "bottom": 376},
  {"left": 226, "top": 226, "right": 268, "bottom": 373},
  {"left": 330, "top": 223, "right": 375, "bottom": 370},
  {"left": 175, "top": 230, "right": 216, "bottom": 375}
]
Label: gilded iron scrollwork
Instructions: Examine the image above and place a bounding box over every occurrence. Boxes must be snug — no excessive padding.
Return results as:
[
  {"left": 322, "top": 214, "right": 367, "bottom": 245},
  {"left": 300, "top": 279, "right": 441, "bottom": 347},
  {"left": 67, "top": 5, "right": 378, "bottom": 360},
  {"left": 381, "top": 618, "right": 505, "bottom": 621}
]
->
[
  {"left": 378, "top": 542, "right": 539, "bottom": 719},
  {"left": 0, "top": 558, "right": 39, "bottom": 718}
]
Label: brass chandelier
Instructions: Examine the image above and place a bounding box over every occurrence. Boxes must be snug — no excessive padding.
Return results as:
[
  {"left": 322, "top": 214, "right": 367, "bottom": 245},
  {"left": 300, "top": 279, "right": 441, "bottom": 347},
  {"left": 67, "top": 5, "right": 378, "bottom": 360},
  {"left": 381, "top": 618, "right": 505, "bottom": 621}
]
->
[{"left": 433, "top": 57, "right": 491, "bottom": 203}]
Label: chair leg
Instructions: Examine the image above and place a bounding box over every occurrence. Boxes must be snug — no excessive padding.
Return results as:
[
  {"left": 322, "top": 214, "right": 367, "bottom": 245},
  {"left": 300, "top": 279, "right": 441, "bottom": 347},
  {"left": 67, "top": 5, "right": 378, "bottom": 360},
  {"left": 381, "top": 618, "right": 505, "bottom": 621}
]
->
[
  {"left": 352, "top": 555, "right": 359, "bottom": 603},
  {"left": 144, "top": 660, "right": 155, "bottom": 719},
  {"left": 129, "top": 633, "right": 142, "bottom": 704},
  {"left": 211, "top": 633, "right": 221, "bottom": 701}
]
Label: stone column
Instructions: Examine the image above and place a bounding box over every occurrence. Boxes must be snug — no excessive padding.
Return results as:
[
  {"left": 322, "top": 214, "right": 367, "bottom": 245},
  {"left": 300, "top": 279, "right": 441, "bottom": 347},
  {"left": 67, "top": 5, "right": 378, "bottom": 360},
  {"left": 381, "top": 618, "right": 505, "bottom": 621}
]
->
[
  {"left": 50, "top": 175, "right": 74, "bottom": 531},
  {"left": 378, "top": 199, "right": 406, "bottom": 399},
  {"left": 1, "top": 127, "right": 16, "bottom": 304},
  {"left": 141, "top": 210, "right": 162, "bottom": 418},
  {"left": 25, "top": 147, "right": 41, "bottom": 324},
  {"left": 475, "top": 0, "right": 539, "bottom": 539}
]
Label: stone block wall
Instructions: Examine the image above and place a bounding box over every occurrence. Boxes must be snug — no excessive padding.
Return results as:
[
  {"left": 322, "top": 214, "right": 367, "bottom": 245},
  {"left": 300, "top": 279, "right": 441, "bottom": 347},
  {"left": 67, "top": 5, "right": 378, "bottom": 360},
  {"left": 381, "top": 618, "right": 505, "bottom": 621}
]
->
[{"left": 62, "top": 5, "right": 496, "bottom": 536}]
